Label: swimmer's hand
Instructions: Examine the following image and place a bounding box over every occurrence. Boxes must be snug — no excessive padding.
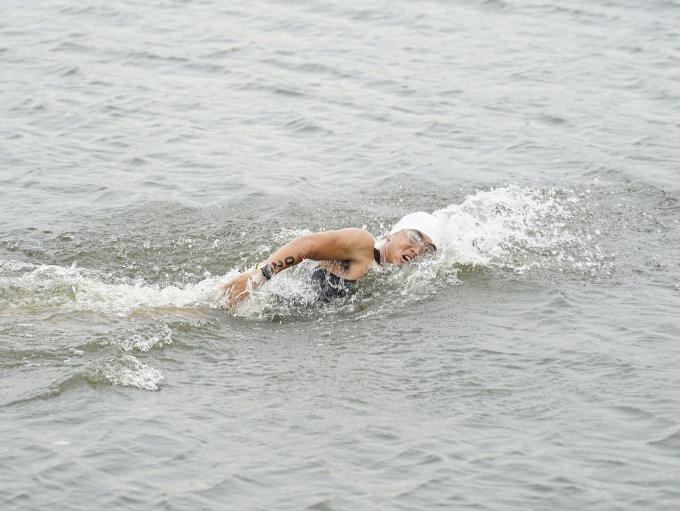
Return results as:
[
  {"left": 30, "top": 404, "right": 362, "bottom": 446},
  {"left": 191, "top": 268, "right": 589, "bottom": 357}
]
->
[{"left": 217, "top": 269, "right": 265, "bottom": 308}]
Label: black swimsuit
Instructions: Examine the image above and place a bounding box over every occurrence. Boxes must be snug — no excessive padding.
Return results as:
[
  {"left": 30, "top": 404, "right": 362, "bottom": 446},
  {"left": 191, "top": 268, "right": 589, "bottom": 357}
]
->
[{"left": 310, "top": 248, "right": 382, "bottom": 301}]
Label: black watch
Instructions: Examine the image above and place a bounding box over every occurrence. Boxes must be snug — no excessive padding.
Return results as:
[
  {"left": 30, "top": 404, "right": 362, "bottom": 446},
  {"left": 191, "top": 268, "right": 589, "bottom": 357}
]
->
[{"left": 260, "top": 264, "right": 275, "bottom": 280}]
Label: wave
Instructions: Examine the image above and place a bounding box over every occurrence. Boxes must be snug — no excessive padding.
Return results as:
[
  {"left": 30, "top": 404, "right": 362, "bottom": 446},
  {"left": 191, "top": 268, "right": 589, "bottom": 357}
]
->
[{"left": 0, "top": 260, "right": 224, "bottom": 315}]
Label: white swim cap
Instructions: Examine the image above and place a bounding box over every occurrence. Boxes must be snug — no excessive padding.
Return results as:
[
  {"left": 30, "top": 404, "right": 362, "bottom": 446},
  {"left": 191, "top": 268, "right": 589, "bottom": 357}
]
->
[{"left": 389, "top": 212, "right": 443, "bottom": 250}]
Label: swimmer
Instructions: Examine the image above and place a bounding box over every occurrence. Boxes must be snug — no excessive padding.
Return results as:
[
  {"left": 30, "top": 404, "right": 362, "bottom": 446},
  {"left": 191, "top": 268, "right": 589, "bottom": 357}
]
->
[{"left": 218, "top": 212, "right": 442, "bottom": 306}]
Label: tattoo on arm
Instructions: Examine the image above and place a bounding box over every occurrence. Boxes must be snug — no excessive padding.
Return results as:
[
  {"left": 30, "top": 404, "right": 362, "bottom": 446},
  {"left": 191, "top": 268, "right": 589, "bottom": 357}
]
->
[{"left": 266, "top": 255, "right": 297, "bottom": 275}]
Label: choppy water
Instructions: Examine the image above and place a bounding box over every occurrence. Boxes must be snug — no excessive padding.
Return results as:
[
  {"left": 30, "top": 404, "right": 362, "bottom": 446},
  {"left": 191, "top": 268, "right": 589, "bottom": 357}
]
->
[{"left": 2, "top": 0, "right": 680, "bottom": 509}]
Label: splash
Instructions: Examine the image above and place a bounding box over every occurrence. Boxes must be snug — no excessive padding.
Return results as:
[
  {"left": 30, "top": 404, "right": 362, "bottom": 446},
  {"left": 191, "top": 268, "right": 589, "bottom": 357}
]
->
[
  {"left": 225, "top": 185, "right": 615, "bottom": 319},
  {"left": 434, "top": 186, "right": 612, "bottom": 275},
  {"left": 0, "top": 261, "right": 225, "bottom": 315}
]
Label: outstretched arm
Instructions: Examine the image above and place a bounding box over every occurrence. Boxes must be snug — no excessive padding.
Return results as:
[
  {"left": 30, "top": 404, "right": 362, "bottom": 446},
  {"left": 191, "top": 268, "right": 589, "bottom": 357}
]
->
[{"left": 218, "top": 228, "right": 373, "bottom": 307}]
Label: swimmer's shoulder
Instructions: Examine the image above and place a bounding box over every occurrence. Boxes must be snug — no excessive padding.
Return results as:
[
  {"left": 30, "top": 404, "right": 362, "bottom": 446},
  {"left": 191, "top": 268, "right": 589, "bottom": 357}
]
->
[{"left": 333, "top": 228, "right": 375, "bottom": 250}]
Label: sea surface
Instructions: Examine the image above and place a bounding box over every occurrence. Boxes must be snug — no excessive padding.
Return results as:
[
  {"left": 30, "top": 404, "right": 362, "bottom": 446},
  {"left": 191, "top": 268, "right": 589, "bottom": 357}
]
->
[{"left": 1, "top": 0, "right": 680, "bottom": 509}]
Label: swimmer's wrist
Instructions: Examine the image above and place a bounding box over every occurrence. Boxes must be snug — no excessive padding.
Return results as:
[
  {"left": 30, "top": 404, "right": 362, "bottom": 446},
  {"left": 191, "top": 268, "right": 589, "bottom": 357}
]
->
[{"left": 254, "top": 261, "right": 275, "bottom": 280}]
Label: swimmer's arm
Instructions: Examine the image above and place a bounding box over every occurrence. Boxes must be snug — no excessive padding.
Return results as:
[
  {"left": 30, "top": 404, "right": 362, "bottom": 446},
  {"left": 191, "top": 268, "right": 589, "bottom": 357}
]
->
[
  {"left": 218, "top": 229, "right": 372, "bottom": 306},
  {"left": 262, "top": 228, "right": 373, "bottom": 274}
]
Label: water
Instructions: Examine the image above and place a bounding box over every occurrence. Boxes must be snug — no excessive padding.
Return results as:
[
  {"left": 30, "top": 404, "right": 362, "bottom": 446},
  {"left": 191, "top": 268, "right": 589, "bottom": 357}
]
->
[{"left": 2, "top": 0, "right": 680, "bottom": 509}]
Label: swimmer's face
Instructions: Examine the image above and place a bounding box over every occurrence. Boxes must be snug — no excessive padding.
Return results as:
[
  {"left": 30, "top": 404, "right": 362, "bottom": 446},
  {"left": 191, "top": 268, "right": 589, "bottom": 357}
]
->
[{"left": 384, "top": 230, "right": 435, "bottom": 264}]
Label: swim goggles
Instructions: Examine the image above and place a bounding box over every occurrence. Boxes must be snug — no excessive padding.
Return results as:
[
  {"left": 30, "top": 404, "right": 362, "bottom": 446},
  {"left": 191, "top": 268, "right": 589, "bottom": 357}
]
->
[{"left": 404, "top": 229, "right": 436, "bottom": 254}]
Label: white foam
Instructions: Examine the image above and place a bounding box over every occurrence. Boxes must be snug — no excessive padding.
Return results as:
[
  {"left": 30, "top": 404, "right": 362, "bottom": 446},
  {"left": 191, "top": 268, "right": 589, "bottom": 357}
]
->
[
  {"left": 94, "top": 354, "right": 165, "bottom": 391},
  {"left": 71, "top": 277, "right": 218, "bottom": 314},
  {"left": 0, "top": 261, "right": 230, "bottom": 315},
  {"left": 433, "top": 186, "right": 598, "bottom": 273},
  {"left": 103, "top": 321, "right": 174, "bottom": 352}
]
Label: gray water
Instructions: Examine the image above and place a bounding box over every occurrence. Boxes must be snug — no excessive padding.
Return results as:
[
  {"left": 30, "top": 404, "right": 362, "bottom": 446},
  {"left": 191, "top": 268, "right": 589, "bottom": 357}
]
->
[{"left": 2, "top": 0, "right": 680, "bottom": 509}]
